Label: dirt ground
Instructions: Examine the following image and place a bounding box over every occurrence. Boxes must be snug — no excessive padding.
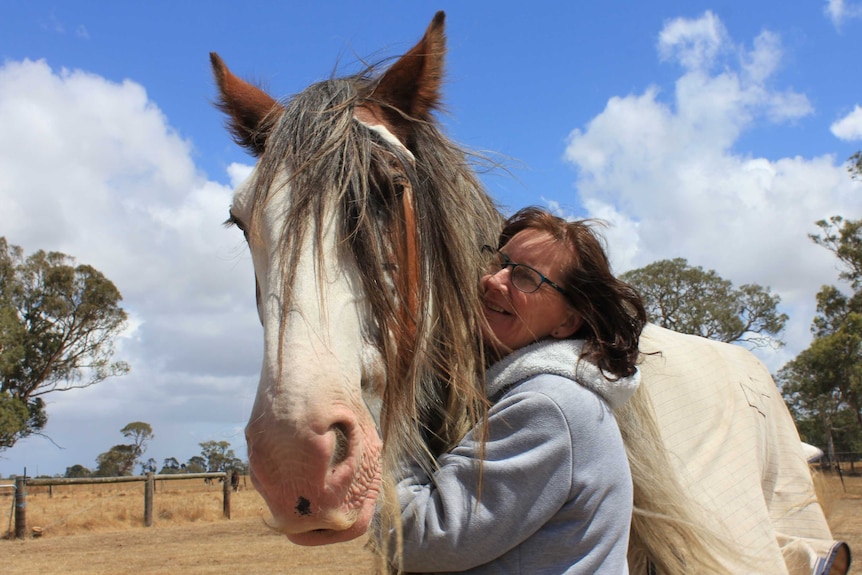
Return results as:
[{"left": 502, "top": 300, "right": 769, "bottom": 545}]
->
[
  {"left": 821, "top": 473, "right": 862, "bottom": 572},
  {"left": 3, "top": 518, "right": 374, "bottom": 575},
  {"left": 3, "top": 473, "right": 861, "bottom": 574}
]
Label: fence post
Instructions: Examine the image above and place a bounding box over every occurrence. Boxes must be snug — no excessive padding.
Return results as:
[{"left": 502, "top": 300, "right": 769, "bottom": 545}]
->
[
  {"left": 14, "top": 476, "right": 26, "bottom": 539},
  {"left": 144, "top": 473, "right": 154, "bottom": 527},
  {"left": 223, "top": 472, "right": 231, "bottom": 519}
]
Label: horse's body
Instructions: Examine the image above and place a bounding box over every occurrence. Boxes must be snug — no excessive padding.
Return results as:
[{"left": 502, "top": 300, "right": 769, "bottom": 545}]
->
[
  {"left": 212, "top": 12, "right": 848, "bottom": 574},
  {"left": 639, "top": 324, "right": 845, "bottom": 573}
]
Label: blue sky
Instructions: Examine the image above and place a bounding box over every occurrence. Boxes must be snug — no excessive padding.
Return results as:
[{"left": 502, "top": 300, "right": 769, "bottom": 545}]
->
[{"left": 1, "top": 2, "right": 860, "bottom": 477}]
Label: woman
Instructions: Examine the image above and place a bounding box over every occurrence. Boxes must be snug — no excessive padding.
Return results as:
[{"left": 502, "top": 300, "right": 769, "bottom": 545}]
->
[{"left": 394, "top": 207, "right": 646, "bottom": 574}]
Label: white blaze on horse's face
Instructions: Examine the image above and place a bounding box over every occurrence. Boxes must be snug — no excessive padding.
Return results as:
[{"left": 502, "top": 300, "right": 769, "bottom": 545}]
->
[{"left": 232, "top": 169, "right": 383, "bottom": 546}]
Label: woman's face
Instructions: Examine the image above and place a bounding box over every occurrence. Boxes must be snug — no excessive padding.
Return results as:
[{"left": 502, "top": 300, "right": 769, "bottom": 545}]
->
[{"left": 481, "top": 228, "right": 582, "bottom": 354}]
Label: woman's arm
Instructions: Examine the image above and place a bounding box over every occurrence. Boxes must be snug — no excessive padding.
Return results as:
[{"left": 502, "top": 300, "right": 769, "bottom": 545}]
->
[{"left": 397, "top": 388, "right": 574, "bottom": 572}]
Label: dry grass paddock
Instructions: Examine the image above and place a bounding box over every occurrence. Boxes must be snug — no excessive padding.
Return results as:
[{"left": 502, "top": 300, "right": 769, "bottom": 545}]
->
[
  {"left": 3, "top": 473, "right": 861, "bottom": 574},
  {"left": 2, "top": 476, "right": 373, "bottom": 574}
]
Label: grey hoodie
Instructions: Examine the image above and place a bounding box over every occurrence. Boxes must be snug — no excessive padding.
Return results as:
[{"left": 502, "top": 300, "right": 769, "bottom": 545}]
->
[{"left": 397, "top": 338, "right": 637, "bottom": 574}]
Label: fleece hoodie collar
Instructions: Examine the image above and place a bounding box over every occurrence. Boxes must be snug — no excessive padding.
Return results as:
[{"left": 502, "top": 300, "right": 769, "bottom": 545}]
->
[{"left": 485, "top": 338, "right": 640, "bottom": 410}]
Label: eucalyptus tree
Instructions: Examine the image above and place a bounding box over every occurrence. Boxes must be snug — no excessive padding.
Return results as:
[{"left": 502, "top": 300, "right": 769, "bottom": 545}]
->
[
  {"left": 779, "top": 215, "right": 862, "bottom": 456},
  {"left": 0, "top": 238, "right": 129, "bottom": 449},
  {"left": 621, "top": 257, "right": 787, "bottom": 348}
]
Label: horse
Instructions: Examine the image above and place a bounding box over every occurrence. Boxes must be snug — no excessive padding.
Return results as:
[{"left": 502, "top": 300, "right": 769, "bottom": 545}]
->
[{"left": 211, "top": 11, "right": 849, "bottom": 575}]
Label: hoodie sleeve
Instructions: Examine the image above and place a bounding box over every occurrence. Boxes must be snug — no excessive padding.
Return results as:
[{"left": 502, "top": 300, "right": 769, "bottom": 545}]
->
[{"left": 396, "top": 383, "right": 575, "bottom": 572}]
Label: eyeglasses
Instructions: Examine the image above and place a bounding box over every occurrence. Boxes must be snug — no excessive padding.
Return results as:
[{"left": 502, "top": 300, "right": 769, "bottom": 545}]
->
[{"left": 481, "top": 245, "right": 567, "bottom": 296}]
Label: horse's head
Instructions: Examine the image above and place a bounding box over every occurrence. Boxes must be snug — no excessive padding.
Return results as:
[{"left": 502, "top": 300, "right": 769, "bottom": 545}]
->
[{"left": 212, "top": 12, "right": 500, "bottom": 546}]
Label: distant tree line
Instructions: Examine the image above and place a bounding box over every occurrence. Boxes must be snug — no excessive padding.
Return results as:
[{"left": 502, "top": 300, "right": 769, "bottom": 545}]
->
[
  {"left": 153, "top": 440, "right": 247, "bottom": 476},
  {"left": 62, "top": 422, "right": 247, "bottom": 478}
]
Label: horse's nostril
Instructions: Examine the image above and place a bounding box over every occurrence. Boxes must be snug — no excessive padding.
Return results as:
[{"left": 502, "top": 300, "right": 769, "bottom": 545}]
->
[
  {"left": 295, "top": 496, "right": 313, "bottom": 516},
  {"left": 330, "top": 423, "right": 350, "bottom": 466}
]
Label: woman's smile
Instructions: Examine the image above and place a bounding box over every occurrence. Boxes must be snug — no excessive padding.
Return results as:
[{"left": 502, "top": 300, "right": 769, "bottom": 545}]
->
[{"left": 482, "top": 298, "right": 509, "bottom": 315}]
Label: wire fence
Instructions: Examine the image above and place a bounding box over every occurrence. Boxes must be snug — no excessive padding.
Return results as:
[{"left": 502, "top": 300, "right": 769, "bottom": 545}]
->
[
  {"left": 816, "top": 452, "right": 862, "bottom": 476},
  {"left": 3, "top": 471, "right": 234, "bottom": 539}
]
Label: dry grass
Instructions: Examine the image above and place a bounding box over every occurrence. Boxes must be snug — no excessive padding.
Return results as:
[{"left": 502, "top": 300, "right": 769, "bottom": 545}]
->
[
  {"left": 2, "top": 474, "right": 861, "bottom": 574},
  {"left": 2, "top": 477, "right": 373, "bottom": 574},
  {"left": 820, "top": 471, "right": 862, "bottom": 567},
  {"left": 2, "top": 519, "right": 373, "bottom": 574}
]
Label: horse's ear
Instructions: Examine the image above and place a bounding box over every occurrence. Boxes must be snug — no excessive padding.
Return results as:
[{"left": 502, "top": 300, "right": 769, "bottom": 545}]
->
[
  {"left": 373, "top": 11, "right": 446, "bottom": 124},
  {"left": 210, "top": 52, "right": 282, "bottom": 157}
]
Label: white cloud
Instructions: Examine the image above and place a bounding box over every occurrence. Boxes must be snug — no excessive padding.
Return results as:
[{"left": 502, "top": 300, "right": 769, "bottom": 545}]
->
[
  {"left": 228, "top": 162, "right": 254, "bottom": 187},
  {"left": 740, "top": 31, "right": 781, "bottom": 85},
  {"left": 658, "top": 11, "right": 728, "bottom": 71},
  {"left": 825, "top": 0, "right": 862, "bottom": 29},
  {"left": 831, "top": 105, "right": 862, "bottom": 140},
  {"left": 564, "top": 12, "right": 858, "bottom": 372},
  {"left": 0, "top": 59, "right": 259, "bottom": 474}
]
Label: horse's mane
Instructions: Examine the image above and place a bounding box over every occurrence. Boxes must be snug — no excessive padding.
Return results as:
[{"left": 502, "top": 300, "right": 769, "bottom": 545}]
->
[{"left": 244, "top": 71, "right": 502, "bottom": 469}]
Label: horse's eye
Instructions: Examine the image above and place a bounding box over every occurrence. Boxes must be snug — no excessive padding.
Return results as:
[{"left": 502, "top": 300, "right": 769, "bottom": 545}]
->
[
  {"left": 225, "top": 213, "right": 250, "bottom": 241},
  {"left": 226, "top": 213, "right": 244, "bottom": 230},
  {"left": 392, "top": 174, "right": 408, "bottom": 196}
]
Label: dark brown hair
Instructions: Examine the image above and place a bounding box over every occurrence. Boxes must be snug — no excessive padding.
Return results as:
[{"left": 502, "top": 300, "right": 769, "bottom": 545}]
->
[{"left": 498, "top": 206, "right": 646, "bottom": 378}]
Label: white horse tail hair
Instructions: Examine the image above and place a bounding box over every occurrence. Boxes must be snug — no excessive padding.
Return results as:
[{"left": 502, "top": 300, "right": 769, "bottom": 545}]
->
[{"left": 616, "top": 384, "right": 747, "bottom": 575}]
